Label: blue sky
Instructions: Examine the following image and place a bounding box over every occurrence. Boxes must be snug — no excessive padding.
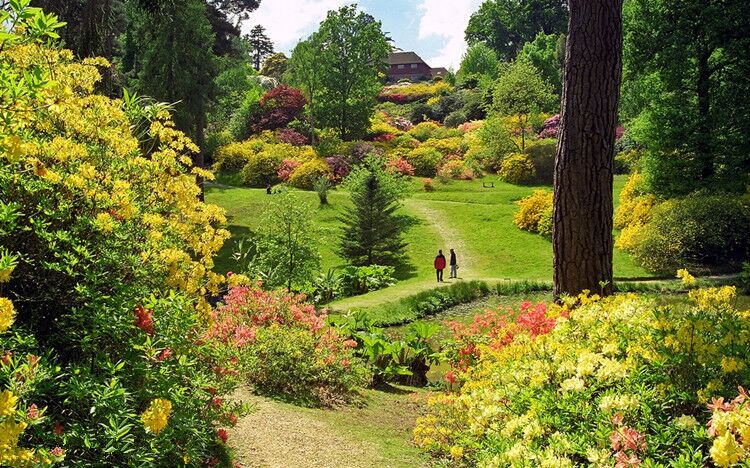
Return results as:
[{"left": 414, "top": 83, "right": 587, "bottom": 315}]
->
[{"left": 240, "top": 0, "right": 483, "bottom": 70}]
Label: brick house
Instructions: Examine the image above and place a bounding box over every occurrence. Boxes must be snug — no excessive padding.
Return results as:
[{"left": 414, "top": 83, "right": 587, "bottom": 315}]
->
[{"left": 387, "top": 52, "right": 446, "bottom": 83}]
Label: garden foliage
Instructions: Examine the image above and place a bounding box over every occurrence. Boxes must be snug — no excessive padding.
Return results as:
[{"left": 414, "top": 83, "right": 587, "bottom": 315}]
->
[
  {"left": 416, "top": 286, "right": 750, "bottom": 466},
  {"left": 0, "top": 4, "right": 245, "bottom": 464}
]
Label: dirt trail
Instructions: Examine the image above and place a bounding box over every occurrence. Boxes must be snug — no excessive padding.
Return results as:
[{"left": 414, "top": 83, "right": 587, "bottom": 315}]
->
[
  {"left": 403, "top": 199, "right": 477, "bottom": 278},
  {"left": 229, "top": 390, "right": 380, "bottom": 467}
]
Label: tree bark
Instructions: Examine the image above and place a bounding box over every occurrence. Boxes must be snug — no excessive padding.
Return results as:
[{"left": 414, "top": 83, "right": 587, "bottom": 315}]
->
[{"left": 553, "top": 0, "right": 623, "bottom": 299}]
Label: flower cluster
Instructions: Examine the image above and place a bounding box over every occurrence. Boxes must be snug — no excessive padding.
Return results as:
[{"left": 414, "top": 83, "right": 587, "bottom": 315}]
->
[
  {"left": 708, "top": 388, "right": 750, "bottom": 467},
  {"left": 416, "top": 288, "right": 750, "bottom": 465},
  {"left": 141, "top": 399, "right": 172, "bottom": 435}
]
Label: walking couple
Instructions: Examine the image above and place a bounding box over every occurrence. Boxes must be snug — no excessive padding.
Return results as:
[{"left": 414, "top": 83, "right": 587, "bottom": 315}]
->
[{"left": 434, "top": 249, "right": 458, "bottom": 282}]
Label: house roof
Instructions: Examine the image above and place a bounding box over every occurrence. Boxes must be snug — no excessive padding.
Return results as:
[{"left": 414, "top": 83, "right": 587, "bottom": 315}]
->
[
  {"left": 388, "top": 52, "right": 427, "bottom": 66},
  {"left": 431, "top": 67, "right": 448, "bottom": 76}
]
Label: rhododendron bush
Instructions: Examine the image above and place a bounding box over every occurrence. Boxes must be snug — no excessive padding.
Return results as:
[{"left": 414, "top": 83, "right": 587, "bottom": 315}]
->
[
  {"left": 416, "top": 286, "right": 750, "bottom": 466},
  {"left": 208, "top": 285, "right": 369, "bottom": 406},
  {"left": 0, "top": 4, "right": 243, "bottom": 465}
]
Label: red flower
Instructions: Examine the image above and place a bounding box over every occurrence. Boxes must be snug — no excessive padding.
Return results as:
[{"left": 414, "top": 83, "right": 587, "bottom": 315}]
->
[
  {"left": 27, "top": 404, "right": 39, "bottom": 420},
  {"left": 1, "top": 352, "right": 11, "bottom": 366},
  {"left": 212, "top": 397, "right": 223, "bottom": 408},
  {"left": 134, "top": 305, "right": 154, "bottom": 335},
  {"left": 156, "top": 348, "right": 172, "bottom": 361},
  {"left": 53, "top": 423, "right": 64, "bottom": 436},
  {"left": 217, "top": 428, "right": 229, "bottom": 444},
  {"left": 445, "top": 370, "right": 457, "bottom": 385},
  {"left": 205, "top": 386, "right": 217, "bottom": 396},
  {"left": 226, "top": 413, "right": 238, "bottom": 426}
]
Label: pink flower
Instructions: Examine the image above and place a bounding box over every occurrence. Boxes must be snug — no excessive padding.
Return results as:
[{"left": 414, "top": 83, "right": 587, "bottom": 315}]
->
[
  {"left": 343, "top": 339, "right": 357, "bottom": 349},
  {"left": 27, "top": 404, "right": 39, "bottom": 420},
  {"left": 156, "top": 348, "right": 172, "bottom": 361},
  {"left": 134, "top": 305, "right": 154, "bottom": 335},
  {"left": 50, "top": 447, "right": 64, "bottom": 457}
]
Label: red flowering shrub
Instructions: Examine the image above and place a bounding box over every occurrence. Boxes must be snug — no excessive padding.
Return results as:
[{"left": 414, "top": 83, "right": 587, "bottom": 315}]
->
[
  {"left": 277, "top": 159, "right": 301, "bottom": 182},
  {"left": 373, "top": 133, "right": 395, "bottom": 142},
  {"left": 386, "top": 158, "right": 415, "bottom": 176},
  {"left": 377, "top": 93, "right": 412, "bottom": 104},
  {"left": 248, "top": 85, "right": 307, "bottom": 133},
  {"left": 444, "top": 301, "right": 562, "bottom": 373},
  {"left": 277, "top": 128, "right": 308, "bottom": 146},
  {"left": 206, "top": 285, "right": 369, "bottom": 406}
]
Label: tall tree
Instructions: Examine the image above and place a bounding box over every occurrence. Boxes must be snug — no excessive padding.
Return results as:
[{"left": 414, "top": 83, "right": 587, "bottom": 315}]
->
[
  {"left": 339, "top": 160, "right": 407, "bottom": 266},
  {"left": 32, "top": 0, "right": 125, "bottom": 58},
  {"left": 465, "top": 0, "right": 568, "bottom": 61},
  {"left": 457, "top": 42, "right": 500, "bottom": 86},
  {"left": 552, "top": 0, "right": 623, "bottom": 298},
  {"left": 260, "top": 52, "right": 288, "bottom": 80},
  {"left": 518, "top": 32, "right": 565, "bottom": 95},
  {"left": 123, "top": 0, "right": 217, "bottom": 192},
  {"left": 290, "top": 5, "right": 390, "bottom": 141},
  {"left": 247, "top": 24, "right": 273, "bottom": 70},
  {"left": 288, "top": 37, "right": 321, "bottom": 143},
  {"left": 622, "top": 0, "right": 750, "bottom": 198},
  {"left": 492, "top": 60, "right": 555, "bottom": 150}
]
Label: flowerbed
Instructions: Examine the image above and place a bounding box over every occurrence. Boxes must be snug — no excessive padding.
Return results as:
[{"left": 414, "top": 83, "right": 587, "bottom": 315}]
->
[{"left": 415, "top": 285, "right": 750, "bottom": 466}]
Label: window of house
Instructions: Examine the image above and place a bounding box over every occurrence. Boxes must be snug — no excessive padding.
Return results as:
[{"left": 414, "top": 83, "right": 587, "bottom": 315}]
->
[
  {"left": 397, "top": 64, "right": 405, "bottom": 69},
  {"left": 410, "top": 63, "right": 418, "bottom": 69}
]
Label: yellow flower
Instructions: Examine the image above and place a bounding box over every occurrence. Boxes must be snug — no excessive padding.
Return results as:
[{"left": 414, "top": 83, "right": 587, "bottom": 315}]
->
[
  {"left": 141, "top": 399, "right": 172, "bottom": 435},
  {"left": 0, "top": 389, "right": 19, "bottom": 416},
  {"left": 676, "top": 269, "right": 696, "bottom": 288},
  {"left": 710, "top": 431, "right": 744, "bottom": 467},
  {"left": 721, "top": 357, "right": 745, "bottom": 373},
  {"left": 0, "top": 297, "right": 16, "bottom": 332},
  {"left": 450, "top": 445, "right": 463, "bottom": 460},
  {"left": 94, "top": 212, "right": 115, "bottom": 233},
  {"left": 674, "top": 415, "right": 698, "bottom": 430}
]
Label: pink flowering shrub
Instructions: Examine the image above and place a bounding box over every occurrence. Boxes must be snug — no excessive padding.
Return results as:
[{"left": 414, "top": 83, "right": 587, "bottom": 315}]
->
[
  {"left": 277, "top": 159, "right": 301, "bottom": 182},
  {"left": 386, "top": 158, "right": 415, "bottom": 176},
  {"left": 207, "top": 285, "right": 368, "bottom": 406},
  {"left": 538, "top": 113, "right": 560, "bottom": 139}
]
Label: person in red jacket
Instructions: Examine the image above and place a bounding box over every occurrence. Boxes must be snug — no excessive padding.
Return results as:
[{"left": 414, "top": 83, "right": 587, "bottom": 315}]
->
[{"left": 434, "top": 250, "right": 446, "bottom": 282}]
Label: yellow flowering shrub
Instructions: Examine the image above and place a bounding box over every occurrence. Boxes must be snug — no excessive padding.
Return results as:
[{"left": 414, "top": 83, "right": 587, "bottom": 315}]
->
[
  {"left": 0, "top": 3, "right": 244, "bottom": 465},
  {"left": 708, "top": 389, "right": 750, "bottom": 467},
  {"left": 514, "top": 189, "right": 552, "bottom": 236},
  {"left": 417, "top": 288, "right": 750, "bottom": 466},
  {"left": 499, "top": 153, "right": 536, "bottom": 185}
]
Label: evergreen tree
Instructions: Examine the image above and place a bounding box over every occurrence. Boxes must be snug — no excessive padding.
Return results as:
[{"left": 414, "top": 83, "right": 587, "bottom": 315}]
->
[
  {"left": 247, "top": 24, "right": 273, "bottom": 70},
  {"left": 288, "top": 5, "right": 390, "bottom": 140},
  {"left": 339, "top": 161, "right": 407, "bottom": 266}
]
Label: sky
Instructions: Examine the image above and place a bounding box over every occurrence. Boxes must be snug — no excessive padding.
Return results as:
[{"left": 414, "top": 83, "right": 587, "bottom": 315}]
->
[{"left": 240, "top": 0, "right": 484, "bottom": 70}]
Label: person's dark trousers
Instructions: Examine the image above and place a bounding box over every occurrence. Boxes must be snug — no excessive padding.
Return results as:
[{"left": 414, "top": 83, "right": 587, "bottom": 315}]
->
[{"left": 436, "top": 269, "right": 443, "bottom": 282}]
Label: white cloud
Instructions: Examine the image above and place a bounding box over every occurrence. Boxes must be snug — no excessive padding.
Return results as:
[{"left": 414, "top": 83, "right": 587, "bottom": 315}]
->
[
  {"left": 417, "top": 0, "right": 482, "bottom": 69},
  {"left": 241, "top": 0, "right": 347, "bottom": 53}
]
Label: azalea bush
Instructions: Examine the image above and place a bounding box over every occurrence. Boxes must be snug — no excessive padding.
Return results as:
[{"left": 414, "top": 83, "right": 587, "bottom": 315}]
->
[
  {"left": 415, "top": 286, "right": 750, "bottom": 466},
  {"left": 378, "top": 81, "right": 452, "bottom": 103},
  {"left": 209, "top": 285, "right": 369, "bottom": 406},
  {"left": 499, "top": 153, "right": 536, "bottom": 185},
  {"left": 514, "top": 190, "right": 553, "bottom": 238},
  {"left": 0, "top": 4, "right": 245, "bottom": 464}
]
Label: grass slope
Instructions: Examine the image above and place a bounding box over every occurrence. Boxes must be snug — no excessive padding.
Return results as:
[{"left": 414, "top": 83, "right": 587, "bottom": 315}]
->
[{"left": 206, "top": 174, "right": 651, "bottom": 309}]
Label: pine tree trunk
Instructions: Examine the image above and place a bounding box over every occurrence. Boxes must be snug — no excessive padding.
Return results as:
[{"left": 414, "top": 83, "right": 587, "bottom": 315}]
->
[{"left": 552, "top": 0, "right": 623, "bottom": 299}]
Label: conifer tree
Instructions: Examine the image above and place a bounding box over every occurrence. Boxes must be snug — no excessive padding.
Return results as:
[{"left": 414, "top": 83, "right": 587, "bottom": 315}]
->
[
  {"left": 247, "top": 24, "right": 273, "bottom": 70},
  {"left": 339, "top": 160, "right": 407, "bottom": 266}
]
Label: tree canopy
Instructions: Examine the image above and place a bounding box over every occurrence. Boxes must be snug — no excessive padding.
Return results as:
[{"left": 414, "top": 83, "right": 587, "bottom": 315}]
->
[
  {"left": 466, "top": 0, "right": 568, "bottom": 61},
  {"left": 289, "top": 5, "right": 390, "bottom": 140}
]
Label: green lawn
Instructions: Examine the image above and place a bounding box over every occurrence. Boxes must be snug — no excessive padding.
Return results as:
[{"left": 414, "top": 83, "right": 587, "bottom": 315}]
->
[{"left": 206, "top": 173, "right": 652, "bottom": 308}]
